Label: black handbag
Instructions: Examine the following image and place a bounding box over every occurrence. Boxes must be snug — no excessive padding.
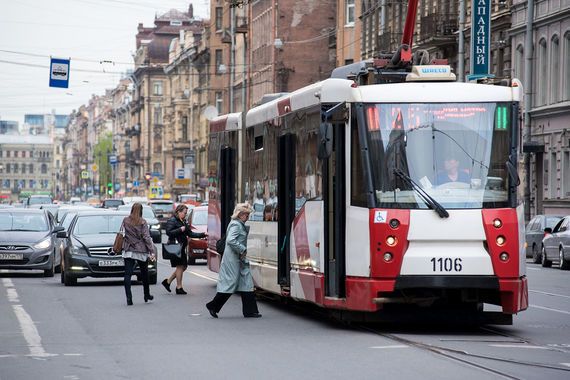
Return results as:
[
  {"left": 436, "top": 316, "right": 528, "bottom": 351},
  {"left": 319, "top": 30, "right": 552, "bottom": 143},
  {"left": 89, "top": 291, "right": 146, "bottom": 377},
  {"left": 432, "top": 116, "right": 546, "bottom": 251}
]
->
[
  {"left": 216, "top": 235, "right": 226, "bottom": 255},
  {"left": 162, "top": 242, "right": 182, "bottom": 260}
]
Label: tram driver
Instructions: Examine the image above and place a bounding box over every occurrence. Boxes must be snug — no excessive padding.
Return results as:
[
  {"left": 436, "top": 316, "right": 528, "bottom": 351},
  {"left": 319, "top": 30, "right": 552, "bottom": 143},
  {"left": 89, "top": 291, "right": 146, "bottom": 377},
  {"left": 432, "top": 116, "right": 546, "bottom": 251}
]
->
[{"left": 436, "top": 153, "right": 470, "bottom": 185}]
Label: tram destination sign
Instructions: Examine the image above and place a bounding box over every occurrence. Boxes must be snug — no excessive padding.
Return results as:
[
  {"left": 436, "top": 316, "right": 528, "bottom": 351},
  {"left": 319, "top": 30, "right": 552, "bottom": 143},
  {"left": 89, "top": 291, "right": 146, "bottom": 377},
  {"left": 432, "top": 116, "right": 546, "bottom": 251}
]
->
[{"left": 470, "top": 0, "right": 491, "bottom": 76}]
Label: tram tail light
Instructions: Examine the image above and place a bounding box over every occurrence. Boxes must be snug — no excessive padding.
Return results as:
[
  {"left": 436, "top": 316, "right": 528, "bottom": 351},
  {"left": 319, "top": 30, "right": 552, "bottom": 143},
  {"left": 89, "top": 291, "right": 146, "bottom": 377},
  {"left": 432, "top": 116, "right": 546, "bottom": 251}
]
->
[
  {"left": 493, "top": 218, "right": 502, "bottom": 228},
  {"left": 496, "top": 235, "right": 506, "bottom": 246},
  {"left": 499, "top": 252, "right": 509, "bottom": 262}
]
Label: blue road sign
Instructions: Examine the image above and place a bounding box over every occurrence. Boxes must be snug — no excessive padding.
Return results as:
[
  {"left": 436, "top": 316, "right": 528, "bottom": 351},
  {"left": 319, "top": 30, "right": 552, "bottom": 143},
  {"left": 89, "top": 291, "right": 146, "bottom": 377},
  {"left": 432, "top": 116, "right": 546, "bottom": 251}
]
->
[
  {"left": 49, "top": 57, "right": 70, "bottom": 88},
  {"left": 470, "top": 0, "right": 491, "bottom": 76},
  {"left": 109, "top": 155, "right": 117, "bottom": 164},
  {"left": 133, "top": 180, "right": 139, "bottom": 187}
]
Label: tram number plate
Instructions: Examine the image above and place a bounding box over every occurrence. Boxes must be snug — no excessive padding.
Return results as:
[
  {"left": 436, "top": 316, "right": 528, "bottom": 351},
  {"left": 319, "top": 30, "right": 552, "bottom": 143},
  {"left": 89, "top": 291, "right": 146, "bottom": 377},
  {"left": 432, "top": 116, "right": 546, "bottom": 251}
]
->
[{"left": 430, "top": 257, "right": 463, "bottom": 272}]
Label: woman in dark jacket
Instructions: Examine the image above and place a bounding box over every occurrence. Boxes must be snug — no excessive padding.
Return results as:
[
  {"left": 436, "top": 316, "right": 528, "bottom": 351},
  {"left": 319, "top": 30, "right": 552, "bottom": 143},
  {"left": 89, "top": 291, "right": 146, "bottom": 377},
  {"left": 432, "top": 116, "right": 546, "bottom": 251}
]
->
[
  {"left": 122, "top": 202, "right": 156, "bottom": 306},
  {"left": 162, "top": 204, "right": 206, "bottom": 294}
]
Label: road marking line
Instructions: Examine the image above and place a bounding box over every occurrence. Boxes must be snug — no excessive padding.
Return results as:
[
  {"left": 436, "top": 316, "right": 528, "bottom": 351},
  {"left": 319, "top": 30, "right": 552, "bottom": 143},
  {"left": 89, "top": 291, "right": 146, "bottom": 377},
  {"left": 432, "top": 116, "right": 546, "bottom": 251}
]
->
[
  {"left": 6, "top": 288, "right": 19, "bottom": 303},
  {"left": 2, "top": 278, "right": 14, "bottom": 287},
  {"left": 530, "top": 290, "right": 570, "bottom": 299},
  {"left": 530, "top": 305, "right": 570, "bottom": 315},
  {"left": 189, "top": 270, "right": 217, "bottom": 282},
  {"left": 62, "top": 353, "right": 84, "bottom": 356},
  {"left": 489, "top": 344, "right": 551, "bottom": 349},
  {"left": 370, "top": 345, "right": 409, "bottom": 349},
  {"left": 12, "top": 305, "right": 55, "bottom": 358},
  {"left": 526, "top": 267, "right": 540, "bottom": 271}
]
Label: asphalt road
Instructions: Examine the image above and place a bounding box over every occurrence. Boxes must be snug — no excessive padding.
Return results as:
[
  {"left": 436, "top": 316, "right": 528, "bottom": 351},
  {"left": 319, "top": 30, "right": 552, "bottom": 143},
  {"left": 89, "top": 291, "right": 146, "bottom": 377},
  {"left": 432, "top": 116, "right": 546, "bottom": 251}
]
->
[{"left": 1, "top": 255, "right": 569, "bottom": 380}]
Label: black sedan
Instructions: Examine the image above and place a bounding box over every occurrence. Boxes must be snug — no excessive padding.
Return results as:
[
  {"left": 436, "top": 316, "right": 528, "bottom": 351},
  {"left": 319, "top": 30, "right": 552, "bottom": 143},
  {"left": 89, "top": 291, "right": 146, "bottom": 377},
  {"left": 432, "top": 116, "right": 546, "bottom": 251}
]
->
[
  {"left": 57, "top": 210, "right": 158, "bottom": 286},
  {"left": 541, "top": 215, "right": 570, "bottom": 270},
  {"left": 0, "top": 209, "right": 64, "bottom": 276}
]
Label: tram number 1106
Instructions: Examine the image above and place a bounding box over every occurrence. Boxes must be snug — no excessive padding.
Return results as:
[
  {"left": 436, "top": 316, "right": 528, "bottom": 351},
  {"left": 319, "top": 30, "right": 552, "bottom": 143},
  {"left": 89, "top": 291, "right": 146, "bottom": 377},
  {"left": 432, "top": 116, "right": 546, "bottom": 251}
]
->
[{"left": 430, "top": 257, "right": 463, "bottom": 272}]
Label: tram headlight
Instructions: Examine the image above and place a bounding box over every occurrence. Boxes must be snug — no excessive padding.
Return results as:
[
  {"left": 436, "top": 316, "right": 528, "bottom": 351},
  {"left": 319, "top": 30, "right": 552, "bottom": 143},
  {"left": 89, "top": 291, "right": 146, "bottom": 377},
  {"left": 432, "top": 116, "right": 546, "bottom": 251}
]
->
[
  {"left": 383, "top": 252, "right": 393, "bottom": 262},
  {"left": 386, "top": 236, "right": 397, "bottom": 247},
  {"left": 499, "top": 252, "right": 509, "bottom": 262},
  {"left": 493, "top": 218, "right": 502, "bottom": 228},
  {"left": 496, "top": 235, "right": 506, "bottom": 246}
]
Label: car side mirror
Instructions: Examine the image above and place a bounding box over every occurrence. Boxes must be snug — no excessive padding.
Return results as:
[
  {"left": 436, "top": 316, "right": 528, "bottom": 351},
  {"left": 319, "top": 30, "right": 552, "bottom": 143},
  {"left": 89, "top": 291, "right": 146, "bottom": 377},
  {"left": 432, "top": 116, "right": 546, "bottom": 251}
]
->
[
  {"left": 53, "top": 226, "right": 64, "bottom": 233},
  {"left": 56, "top": 231, "right": 68, "bottom": 238}
]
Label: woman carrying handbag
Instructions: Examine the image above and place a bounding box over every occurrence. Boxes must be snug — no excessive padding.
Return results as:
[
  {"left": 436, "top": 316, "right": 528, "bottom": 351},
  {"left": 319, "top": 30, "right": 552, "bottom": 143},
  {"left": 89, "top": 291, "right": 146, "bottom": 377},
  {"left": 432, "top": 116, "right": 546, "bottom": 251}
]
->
[
  {"left": 122, "top": 202, "right": 156, "bottom": 306},
  {"left": 163, "top": 204, "right": 206, "bottom": 294}
]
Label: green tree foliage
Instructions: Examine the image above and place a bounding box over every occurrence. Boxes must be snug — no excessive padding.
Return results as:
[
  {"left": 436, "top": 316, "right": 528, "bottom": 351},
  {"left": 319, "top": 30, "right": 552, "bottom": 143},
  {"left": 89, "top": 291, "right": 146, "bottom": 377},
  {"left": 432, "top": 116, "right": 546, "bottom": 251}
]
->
[{"left": 93, "top": 132, "right": 113, "bottom": 196}]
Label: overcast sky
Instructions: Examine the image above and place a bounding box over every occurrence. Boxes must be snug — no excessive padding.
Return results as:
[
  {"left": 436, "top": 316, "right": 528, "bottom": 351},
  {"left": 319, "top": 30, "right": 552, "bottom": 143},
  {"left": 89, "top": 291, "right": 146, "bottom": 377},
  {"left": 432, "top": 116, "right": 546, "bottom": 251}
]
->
[{"left": 0, "top": 0, "right": 209, "bottom": 125}]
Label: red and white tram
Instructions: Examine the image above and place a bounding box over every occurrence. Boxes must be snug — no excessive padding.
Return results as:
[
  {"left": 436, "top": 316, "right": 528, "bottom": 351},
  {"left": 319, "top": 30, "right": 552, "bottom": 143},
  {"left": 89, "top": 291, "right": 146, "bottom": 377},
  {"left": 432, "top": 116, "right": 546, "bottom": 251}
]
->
[{"left": 206, "top": 64, "right": 528, "bottom": 324}]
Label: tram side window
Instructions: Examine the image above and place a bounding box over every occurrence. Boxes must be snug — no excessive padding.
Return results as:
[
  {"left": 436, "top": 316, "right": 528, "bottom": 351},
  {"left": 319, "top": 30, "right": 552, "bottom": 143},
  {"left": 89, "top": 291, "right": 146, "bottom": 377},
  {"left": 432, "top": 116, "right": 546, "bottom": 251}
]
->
[
  {"left": 244, "top": 122, "right": 279, "bottom": 221},
  {"left": 294, "top": 112, "right": 322, "bottom": 213},
  {"left": 351, "top": 111, "right": 367, "bottom": 207}
]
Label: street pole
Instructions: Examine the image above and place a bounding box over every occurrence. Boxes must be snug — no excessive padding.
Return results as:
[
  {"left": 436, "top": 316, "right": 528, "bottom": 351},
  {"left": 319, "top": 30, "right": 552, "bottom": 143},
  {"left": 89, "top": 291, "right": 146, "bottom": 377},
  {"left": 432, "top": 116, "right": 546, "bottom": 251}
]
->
[
  {"left": 523, "top": 0, "right": 535, "bottom": 220},
  {"left": 458, "top": 0, "right": 465, "bottom": 82}
]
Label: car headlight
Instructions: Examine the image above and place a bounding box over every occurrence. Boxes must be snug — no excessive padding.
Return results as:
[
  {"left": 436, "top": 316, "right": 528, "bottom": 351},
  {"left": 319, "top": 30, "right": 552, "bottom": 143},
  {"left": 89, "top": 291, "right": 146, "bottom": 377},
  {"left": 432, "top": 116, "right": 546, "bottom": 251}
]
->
[
  {"left": 151, "top": 224, "right": 161, "bottom": 230},
  {"left": 34, "top": 237, "right": 52, "bottom": 250},
  {"left": 71, "top": 245, "right": 88, "bottom": 256}
]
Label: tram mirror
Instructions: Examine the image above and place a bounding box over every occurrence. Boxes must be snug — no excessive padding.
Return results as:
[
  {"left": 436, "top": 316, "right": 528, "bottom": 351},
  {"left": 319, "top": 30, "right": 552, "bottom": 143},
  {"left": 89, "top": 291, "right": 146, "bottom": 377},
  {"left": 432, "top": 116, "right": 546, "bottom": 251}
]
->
[
  {"left": 318, "top": 122, "right": 333, "bottom": 159},
  {"left": 506, "top": 158, "right": 520, "bottom": 186}
]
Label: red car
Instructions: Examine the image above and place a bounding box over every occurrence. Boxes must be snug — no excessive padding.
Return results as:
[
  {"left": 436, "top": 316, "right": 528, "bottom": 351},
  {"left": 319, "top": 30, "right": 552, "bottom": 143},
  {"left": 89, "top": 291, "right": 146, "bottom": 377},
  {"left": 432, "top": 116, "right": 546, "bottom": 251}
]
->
[{"left": 187, "top": 205, "right": 208, "bottom": 264}]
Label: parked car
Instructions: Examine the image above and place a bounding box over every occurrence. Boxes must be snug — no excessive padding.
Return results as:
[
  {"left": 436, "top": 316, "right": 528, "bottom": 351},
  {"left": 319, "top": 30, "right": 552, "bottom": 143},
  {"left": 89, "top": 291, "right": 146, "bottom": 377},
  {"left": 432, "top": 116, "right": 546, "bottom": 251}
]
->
[
  {"left": 0, "top": 209, "right": 64, "bottom": 276},
  {"left": 525, "top": 214, "right": 563, "bottom": 263},
  {"left": 148, "top": 200, "right": 174, "bottom": 229},
  {"left": 56, "top": 205, "right": 93, "bottom": 224},
  {"left": 116, "top": 204, "right": 162, "bottom": 243},
  {"left": 541, "top": 215, "right": 570, "bottom": 270},
  {"left": 57, "top": 210, "right": 158, "bottom": 285},
  {"left": 101, "top": 199, "right": 124, "bottom": 209},
  {"left": 26, "top": 195, "right": 53, "bottom": 208},
  {"left": 187, "top": 205, "right": 208, "bottom": 264},
  {"left": 40, "top": 203, "right": 60, "bottom": 218}
]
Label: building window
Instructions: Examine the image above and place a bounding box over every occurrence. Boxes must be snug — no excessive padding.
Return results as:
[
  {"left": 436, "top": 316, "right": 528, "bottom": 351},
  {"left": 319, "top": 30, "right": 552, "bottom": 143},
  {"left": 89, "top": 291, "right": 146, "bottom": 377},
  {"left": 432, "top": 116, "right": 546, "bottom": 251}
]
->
[
  {"left": 215, "top": 49, "right": 223, "bottom": 74},
  {"left": 21, "top": 163, "right": 26, "bottom": 174},
  {"left": 514, "top": 44, "right": 524, "bottom": 80},
  {"left": 153, "top": 81, "right": 163, "bottom": 96},
  {"left": 215, "top": 7, "right": 223, "bottom": 31},
  {"left": 551, "top": 35, "right": 560, "bottom": 103},
  {"left": 21, "top": 151, "right": 26, "bottom": 158},
  {"left": 215, "top": 91, "right": 223, "bottom": 114},
  {"left": 41, "top": 164, "right": 47, "bottom": 174},
  {"left": 562, "top": 32, "right": 570, "bottom": 100},
  {"left": 14, "top": 151, "right": 18, "bottom": 158},
  {"left": 549, "top": 152, "right": 557, "bottom": 198},
  {"left": 563, "top": 151, "right": 570, "bottom": 198},
  {"left": 153, "top": 105, "right": 163, "bottom": 124},
  {"left": 14, "top": 163, "right": 18, "bottom": 174},
  {"left": 346, "top": 0, "right": 355, "bottom": 26},
  {"left": 6, "top": 164, "right": 10, "bottom": 174},
  {"left": 29, "top": 164, "right": 33, "bottom": 173},
  {"left": 153, "top": 162, "right": 162, "bottom": 175},
  {"left": 182, "top": 116, "right": 188, "bottom": 141},
  {"left": 537, "top": 38, "right": 548, "bottom": 106},
  {"left": 6, "top": 150, "right": 10, "bottom": 158}
]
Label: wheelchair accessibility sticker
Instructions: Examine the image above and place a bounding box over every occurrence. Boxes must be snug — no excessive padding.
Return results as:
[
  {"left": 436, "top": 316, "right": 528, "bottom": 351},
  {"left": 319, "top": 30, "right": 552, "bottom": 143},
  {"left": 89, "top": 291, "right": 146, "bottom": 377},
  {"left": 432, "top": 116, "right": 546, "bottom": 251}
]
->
[{"left": 374, "top": 210, "right": 387, "bottom": 223}]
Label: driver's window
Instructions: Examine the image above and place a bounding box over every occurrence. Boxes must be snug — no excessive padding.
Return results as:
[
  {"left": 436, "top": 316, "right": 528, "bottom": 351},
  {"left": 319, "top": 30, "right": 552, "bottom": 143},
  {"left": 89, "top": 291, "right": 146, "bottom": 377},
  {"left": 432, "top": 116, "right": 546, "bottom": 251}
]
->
[
  {"left": 559, "top": 218, "right": 569, "bottom": 232},
  {"left": 553, "top": 218, "right": 566, "bottom": 233}
]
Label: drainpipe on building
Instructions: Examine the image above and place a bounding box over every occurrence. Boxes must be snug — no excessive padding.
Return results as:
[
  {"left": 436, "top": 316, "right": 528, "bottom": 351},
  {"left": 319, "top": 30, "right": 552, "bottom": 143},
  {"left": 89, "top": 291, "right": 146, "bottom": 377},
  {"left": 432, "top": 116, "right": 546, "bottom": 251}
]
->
[
  {"left": 523, "top": 0, "right": 535, "bottom": 220},
  {"left": 458, "top": 0, "right": 465, "bottom": 82},
  {"left": 230, "top": 5, "right": 236, "bottom": 114}
]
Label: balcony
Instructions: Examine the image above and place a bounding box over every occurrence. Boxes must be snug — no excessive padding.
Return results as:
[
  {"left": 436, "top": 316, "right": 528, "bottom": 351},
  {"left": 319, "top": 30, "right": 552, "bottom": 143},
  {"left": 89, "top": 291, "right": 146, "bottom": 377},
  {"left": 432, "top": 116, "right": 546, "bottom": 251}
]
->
[
  {"left": 236, "top": 16, "right": 248, "bottom": 34},
  {"left": 125, "top": 124, "right": 141, "bottom": 137},
  {"left": 126, "top": 151, "right": 142, "bottom": 165},
  {"left": 172, "top": 140, "right": 191, "bottom": 152},
  {"left": 418, "top": 14, "right": 458, "bottom": 46}
]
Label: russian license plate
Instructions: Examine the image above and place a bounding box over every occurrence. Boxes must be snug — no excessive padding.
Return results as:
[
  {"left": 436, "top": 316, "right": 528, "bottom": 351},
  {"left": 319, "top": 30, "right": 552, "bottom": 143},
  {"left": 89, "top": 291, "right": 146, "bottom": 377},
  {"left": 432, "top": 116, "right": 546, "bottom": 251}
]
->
[
  {"left": 0, "top": 253, "right": 24, "bottom": 260},
  {"left": 98, "top": 260, "right": 124, "bottom": 267},
  {"left": 193, "top": 249, "right": 205, "bottom": 254}
]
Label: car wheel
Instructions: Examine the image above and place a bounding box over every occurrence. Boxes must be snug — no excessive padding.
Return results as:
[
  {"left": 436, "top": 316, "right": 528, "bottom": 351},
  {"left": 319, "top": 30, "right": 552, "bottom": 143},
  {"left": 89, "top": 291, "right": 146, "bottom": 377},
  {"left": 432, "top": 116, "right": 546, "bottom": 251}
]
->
[
  {"left": 149, "top": 273, "right": 157, "bottom": 285},
  {"left": 44, "top": 254, "right": 55, "bottom": 277},
  {"left": 559, "top": 247, "right": 569, "bottom": 270},
  {"left": 63, "top": 270, "right": 77, "bottom": 286},
  {"left": 532, "top": 244, "right": 542, "bottom": 264},
  {"left": 541, "top": 246, "right": 552, "bottom": 268}
]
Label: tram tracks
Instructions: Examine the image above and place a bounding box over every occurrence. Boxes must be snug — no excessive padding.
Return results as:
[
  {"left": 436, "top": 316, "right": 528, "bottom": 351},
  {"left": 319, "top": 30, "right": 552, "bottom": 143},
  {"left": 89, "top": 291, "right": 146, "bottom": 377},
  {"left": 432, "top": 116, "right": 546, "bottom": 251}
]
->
[{"left": 359, "top": 324, "right": 570, "bottom": 379}]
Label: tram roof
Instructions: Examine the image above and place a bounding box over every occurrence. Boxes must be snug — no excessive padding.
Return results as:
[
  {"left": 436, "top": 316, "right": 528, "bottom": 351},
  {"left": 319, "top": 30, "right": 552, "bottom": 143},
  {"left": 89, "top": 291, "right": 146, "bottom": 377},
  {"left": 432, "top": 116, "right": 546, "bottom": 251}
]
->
[
  {"left": 244, "top": 78, "right": 521, "bottom": 128},
  {"left": 210, "top": 112, "right": 242, "bottom": 133}
]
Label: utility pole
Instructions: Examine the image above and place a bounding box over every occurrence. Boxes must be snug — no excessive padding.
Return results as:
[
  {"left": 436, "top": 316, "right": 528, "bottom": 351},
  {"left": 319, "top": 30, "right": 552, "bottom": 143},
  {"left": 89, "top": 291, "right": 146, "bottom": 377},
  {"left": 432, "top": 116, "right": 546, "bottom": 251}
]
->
[
  {"left": 523, "top": 0, "right": 535, "bottom": 221},
  {"left": 458, "top": 0, "right": 465, "bottom": 82}
]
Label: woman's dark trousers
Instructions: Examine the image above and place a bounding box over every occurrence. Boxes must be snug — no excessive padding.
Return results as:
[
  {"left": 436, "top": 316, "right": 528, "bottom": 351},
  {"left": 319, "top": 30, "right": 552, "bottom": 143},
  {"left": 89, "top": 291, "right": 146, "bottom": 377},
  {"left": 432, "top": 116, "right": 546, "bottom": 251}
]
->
[
  {"left": 124, "top": 258, "right": 150, "bottom": 301},
  {"left": 207, "top": 291, "right": 259, "bottom": 316}
]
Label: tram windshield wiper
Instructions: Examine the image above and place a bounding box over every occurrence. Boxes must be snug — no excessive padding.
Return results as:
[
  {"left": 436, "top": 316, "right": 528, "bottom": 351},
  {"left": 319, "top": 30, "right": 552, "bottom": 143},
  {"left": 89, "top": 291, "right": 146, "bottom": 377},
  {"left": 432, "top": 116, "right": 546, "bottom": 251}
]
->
[{"left": 393, "top": 169, "right": 449, "bottom": 218}]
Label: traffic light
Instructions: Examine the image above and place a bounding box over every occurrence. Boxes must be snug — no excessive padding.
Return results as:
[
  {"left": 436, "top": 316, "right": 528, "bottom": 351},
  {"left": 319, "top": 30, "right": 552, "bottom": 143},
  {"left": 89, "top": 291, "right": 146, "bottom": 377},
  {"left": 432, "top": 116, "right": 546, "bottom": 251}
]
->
[
  {"left": 107, "top": 182, "right": 113, "bottom": 196},
  {"left": 145, "top": 172, "right": 151, "bottom": 186}
]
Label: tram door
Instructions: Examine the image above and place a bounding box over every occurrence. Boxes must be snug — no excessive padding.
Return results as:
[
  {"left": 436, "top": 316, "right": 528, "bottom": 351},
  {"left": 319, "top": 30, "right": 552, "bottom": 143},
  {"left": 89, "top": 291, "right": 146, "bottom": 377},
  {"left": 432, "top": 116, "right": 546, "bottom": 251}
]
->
[
  {"left": 219, "top": 146, "right": 236, "bottom": 236},
  {"left": 277, "top": 134, "right": 296, "bottom": 287},
  {"left": 322, "top": 123, "right": 346, "bottom": 298}
]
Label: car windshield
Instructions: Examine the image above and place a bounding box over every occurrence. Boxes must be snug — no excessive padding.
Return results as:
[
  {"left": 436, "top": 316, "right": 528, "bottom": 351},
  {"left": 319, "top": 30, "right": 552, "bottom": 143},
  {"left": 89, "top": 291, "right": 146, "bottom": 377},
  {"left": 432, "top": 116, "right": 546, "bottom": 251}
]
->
[
  {"left": 28, "top": 196, "right": 52, "bottom": 205},
  {"left": 0, "top": 213, "right": 48, "bottom": 231},
  {"left": 117, "top": 206, "right": 156, "bottom": 219},
  {"left": 546, "top": 216, "right": 563, "bottom": 229},
  {"left": 191, "top": 209, "right": 207, "bottom": 225},
  {"left": 73, "top": 215, "right": 124, "bottom": 235},
  {"left": 150, "top": 203, "right": 173, "bottom": 212},
  {"left": 363, "top": 102, "right": 512, "bottom": 209}
]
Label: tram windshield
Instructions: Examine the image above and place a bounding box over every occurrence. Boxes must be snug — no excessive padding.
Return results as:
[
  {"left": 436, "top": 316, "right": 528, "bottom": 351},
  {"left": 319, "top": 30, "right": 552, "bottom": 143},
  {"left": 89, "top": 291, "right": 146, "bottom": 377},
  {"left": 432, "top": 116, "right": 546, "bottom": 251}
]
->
[{"left": 363, "top": 102, "right": 513, "bottom": 209}]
